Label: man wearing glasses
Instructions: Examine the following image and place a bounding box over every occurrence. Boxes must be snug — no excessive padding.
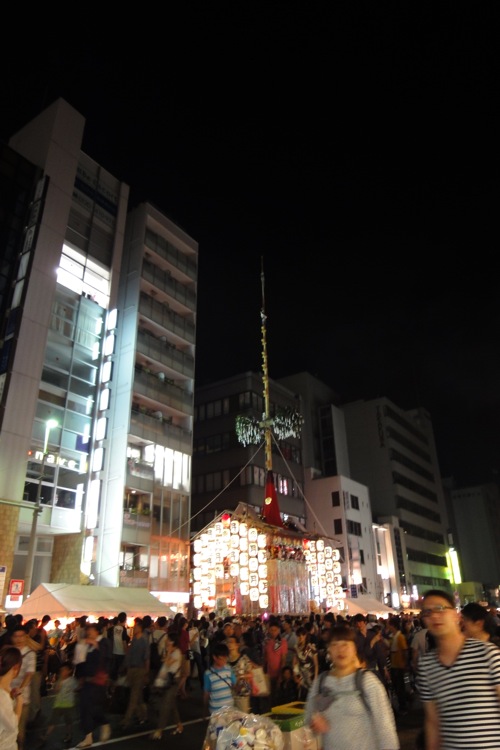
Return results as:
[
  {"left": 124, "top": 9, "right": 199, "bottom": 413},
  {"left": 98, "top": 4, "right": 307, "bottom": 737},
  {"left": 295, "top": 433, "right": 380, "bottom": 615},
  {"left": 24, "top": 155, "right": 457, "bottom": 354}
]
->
[{"left": 417, "top": 589, "right": 500, "bottom": 749}]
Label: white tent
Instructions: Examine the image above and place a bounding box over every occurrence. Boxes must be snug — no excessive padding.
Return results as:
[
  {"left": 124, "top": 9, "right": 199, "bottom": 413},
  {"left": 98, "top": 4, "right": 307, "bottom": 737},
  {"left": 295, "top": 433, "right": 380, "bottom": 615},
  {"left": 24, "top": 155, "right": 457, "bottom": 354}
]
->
[
  {"left": 12, "top": 583, "right": 175, "bottom": 620},
  {"left": 329, "top": 595, "right": 394, "bottom": 618}
]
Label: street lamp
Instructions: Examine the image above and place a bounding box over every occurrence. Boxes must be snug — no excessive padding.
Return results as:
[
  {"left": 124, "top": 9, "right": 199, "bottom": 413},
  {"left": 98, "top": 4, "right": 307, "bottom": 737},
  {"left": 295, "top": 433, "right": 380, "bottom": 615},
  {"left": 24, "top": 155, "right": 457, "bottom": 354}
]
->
[{"left": 24, "top": 418, "right": 58, "bottom": 596}]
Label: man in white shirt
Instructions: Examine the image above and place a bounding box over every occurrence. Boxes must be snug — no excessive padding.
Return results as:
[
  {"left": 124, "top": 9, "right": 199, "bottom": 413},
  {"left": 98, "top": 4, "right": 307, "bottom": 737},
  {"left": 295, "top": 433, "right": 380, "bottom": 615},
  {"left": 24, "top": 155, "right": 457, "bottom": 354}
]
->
[{"left": 10, "top": 625, "right": 36, "bottom": 750}]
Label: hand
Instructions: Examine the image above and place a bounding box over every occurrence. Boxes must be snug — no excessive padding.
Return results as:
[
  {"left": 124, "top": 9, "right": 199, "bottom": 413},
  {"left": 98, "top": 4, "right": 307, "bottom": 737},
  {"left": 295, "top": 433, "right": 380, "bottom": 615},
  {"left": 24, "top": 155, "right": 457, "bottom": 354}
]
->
[{"left": 309, "top": 712, "right": 329, "bottom": 734}]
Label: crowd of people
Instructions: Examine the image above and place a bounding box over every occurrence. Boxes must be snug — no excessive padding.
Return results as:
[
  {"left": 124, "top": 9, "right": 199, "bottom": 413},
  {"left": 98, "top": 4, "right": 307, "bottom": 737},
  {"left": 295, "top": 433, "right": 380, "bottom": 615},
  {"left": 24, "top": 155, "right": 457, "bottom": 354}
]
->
[{"left": 0, "top": 593, "right": 500, "bottom": 749}]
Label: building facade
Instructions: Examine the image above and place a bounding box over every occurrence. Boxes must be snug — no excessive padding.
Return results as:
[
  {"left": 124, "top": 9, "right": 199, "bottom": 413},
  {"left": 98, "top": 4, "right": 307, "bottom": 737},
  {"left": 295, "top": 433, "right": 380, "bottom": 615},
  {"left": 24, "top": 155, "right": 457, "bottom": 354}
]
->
[
  {"left": 343, "top": 397, "right": 452, "bottom": 605},
  {"left": 191, "top": 371, "right": 305, "bottom": 533},
  {"left": 0, "top": 99, "right": 196, "bottom": 611}
]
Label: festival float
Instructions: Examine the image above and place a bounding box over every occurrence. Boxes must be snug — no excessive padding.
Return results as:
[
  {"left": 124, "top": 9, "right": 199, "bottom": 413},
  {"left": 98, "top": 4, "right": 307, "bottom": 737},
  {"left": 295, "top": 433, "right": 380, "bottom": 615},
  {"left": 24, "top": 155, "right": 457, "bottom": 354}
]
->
[{"left": 191, "top": 264, "right": 342, "bottom": 617}]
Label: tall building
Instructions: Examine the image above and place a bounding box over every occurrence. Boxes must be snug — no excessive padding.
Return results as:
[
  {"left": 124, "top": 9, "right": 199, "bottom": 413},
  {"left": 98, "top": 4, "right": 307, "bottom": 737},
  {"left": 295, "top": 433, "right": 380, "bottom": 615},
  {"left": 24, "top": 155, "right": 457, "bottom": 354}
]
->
[
  {"left": 0, "top": 99, "right": 196, "bottom": 611},
  {"left": 449, "top": 482, "right": 500, "bottom": 595},
  {"left": 343, "top": 397, "right": 452, "bottom": 605}
]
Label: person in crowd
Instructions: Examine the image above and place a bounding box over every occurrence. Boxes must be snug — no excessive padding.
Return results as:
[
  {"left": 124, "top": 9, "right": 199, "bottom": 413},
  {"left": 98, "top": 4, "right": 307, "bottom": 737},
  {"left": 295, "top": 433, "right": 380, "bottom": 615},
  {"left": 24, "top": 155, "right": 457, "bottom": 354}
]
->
[
  {"left": 25, "top": 616, "right": 48, "bottom": 722},
  {"left": 351, "top": 614, "right": 385, "bottom": 671},
  {"left": 0, "top": 645, "right": 24, "bottom": 750},
  {"left": 386, "top": 617, "right": 409, "bottom": 715},
  {"left": 9, "top": 625, "right": 35, "bottom": 750},
  {"left": 74, "top": 622, "right": 111, "bottom": 748},
  {"left": 418, "top": 589, "right": 500, "bottom": 750},
  {"left": 226, "top": 635, "right": 253, "bottom": 713},
  {"left": 461, "top": 602, "right": 500, "bottom": 647},
  {"left": 305, "top": 625, "right": 399, "bottom": 750},
  {"left": 188, "top": 618, "right": 205, "bottom": 689},
  {"left": 276, "top": 665, "right": 298, "bottom": 704},
  {"left": 59, "top": 621, "right": 78, "bottom": 665},
  {"left": 263, "top": 619, "right": 288, "bottom": 707},
  {"left": 282, "top": 618, "right": 298, "bottom": 668},
  {"left": 175, "top": 617, "right": 191, "bottom": 699},
  {"left": 293, "top": 626, "right": 318, "bottom": 700},
  {"left": 410, "top": 616, "right": 432, "bottom": 681},
  {"left": 150, "top": 632, "right": 183, "bottom": 740},
  {"left": 203, "top": 642, "right": 235, "bottom": 716},
  {"left": 48, "top": 620, "right": 64, "bottom": 649},
  {"left": 120, "top": 619, "right": 149, "bottom": 730},
  {"left": 109, "top": 611, "right": 130, "bottom": 681},
  {"left": 42, "top": 662, "right": 78, "bottom": 745}
]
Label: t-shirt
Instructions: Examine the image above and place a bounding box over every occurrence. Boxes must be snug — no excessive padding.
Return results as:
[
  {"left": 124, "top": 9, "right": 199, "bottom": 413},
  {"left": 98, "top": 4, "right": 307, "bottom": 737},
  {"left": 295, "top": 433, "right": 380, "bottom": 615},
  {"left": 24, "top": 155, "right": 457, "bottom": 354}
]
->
[
  {"left": 0, "top": 689, "right": 18, "bottom": 750},
  {"left": 264, "top": 637, "right": 288, "bottom": 679},
  {"left": 304, "top": 669, "right": 399, "bottom": 750},
  {"left": 11, "top": 646, "right": 36, "bottom": 705},
  {"left": 53, "top": 676, "right": 78, "bottom": 708},
  {"left": 418, "top": 638, "right": 500, "bottom": 749},
  {"left": 204, "top": 665, "right": 236, "bottom": 714}
]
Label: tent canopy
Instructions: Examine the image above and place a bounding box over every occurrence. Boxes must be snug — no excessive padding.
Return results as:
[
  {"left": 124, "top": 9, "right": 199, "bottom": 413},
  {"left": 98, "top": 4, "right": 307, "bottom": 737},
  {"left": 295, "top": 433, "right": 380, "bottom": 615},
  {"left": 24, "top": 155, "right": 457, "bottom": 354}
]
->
[
  {"left": 12, "top": 583, "right": 174, "bottom": 621},
  {"left": 329, "top": 595, "right": 394, "bottom": 618}
]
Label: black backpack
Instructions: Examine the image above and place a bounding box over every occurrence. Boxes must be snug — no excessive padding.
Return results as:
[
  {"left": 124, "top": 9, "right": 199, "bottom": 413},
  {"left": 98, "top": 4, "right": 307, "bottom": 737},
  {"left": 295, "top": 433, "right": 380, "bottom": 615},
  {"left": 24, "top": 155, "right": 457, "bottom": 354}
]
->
[{"left": 149, "top": 632, "right": 166, "bottom": 674}]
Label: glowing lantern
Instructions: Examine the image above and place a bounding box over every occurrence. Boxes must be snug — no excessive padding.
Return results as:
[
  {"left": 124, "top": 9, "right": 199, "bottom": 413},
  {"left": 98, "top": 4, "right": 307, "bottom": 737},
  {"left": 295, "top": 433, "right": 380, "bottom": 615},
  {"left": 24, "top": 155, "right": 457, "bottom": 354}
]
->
[
  {"left": 249, "top": 588, "right": 259, "bottom": 602},
  {"left": 258, "top": 534, "right": 267, "bottom": 548},
  {"left": 240, "top": 582, "right": 249, "bottom": 595},
  {"left": 240, "top": 567, "right": 249, "bottom": 581},
  {"left": 249, "top": 557, "right": 258, "bottom": 572},
  {"left": 239, "top": 523, "right": 248, "bottom": 537},
  {"left": 248, "top": 527, "right": 258, "bottom": 542},
  {"left": 259, "top": 594, "right": 269, "bottom": 609}
]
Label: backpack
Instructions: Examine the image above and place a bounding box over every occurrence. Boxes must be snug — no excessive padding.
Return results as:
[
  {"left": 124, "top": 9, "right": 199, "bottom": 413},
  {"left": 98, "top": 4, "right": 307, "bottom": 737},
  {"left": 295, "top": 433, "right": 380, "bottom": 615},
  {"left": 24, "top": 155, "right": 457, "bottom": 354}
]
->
[
  {"left": 315, "top": 668, "right": 372, "bottom": 715},
  {"left": 149, "top": 632, "right": 167, "bottom": 674}
]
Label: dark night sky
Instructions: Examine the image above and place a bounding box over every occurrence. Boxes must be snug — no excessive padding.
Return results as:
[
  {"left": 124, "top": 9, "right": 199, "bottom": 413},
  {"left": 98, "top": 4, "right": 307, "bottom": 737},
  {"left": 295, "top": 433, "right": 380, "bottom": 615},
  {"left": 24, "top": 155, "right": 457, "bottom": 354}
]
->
[{"left": 2, "top": 6, "right": 499, "bottom": 486}]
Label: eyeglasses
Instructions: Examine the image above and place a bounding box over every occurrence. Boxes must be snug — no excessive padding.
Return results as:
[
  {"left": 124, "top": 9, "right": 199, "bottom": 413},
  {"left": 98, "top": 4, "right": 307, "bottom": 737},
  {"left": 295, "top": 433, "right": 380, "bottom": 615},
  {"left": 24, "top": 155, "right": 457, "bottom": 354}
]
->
[{"left": 421, "top": 605, "right": 455, "bottom": 617}]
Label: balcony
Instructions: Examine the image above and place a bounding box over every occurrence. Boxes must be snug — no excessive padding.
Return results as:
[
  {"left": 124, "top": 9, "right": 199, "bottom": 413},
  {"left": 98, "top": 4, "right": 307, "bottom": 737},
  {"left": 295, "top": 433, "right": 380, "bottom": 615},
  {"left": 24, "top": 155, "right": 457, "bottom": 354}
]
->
[
  {"left": 133, "top": 369, "right": 193, "bottom": 413},
  {"left": 142, "top": 261, "right": 196, "bottom": 313},
  {"left": 130, "top": 408, "right": 192, "bottom": 452},
  {"left": 136, "top": 329, "right": 194, "bottom": 379},
  {"left": 145, "top": 232, "right": 197, "bottom": 283},
  {"left": 139, "top": 294, "right": 195, "bottom": 345}
]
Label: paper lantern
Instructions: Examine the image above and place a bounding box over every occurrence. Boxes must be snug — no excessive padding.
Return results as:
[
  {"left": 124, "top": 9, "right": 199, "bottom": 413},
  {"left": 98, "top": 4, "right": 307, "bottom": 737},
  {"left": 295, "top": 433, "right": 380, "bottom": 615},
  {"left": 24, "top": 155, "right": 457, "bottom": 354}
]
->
[
  {"left": 259, "top": 594, "right": 269, "bottom": 609},
  {"left": 249, "top": 587, "right": 259, "bottom": 601}
]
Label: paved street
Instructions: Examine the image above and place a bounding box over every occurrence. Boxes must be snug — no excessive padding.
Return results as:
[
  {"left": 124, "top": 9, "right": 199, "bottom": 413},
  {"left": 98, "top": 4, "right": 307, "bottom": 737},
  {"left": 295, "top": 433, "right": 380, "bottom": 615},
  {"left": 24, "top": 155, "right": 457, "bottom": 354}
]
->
[{"left": 27, "top": 680, "right": 424, "bottom": 750}]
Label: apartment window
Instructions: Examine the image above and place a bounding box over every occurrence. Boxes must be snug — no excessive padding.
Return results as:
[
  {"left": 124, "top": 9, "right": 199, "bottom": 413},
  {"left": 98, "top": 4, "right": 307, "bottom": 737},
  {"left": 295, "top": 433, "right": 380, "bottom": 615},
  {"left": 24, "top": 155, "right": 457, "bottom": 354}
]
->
[
  {"left": 334, "top": 518, "right": 342, "bottom": 535},
  {"left": 331, "top": 491, "right": 340, "bottom": 507},
  {"left": 360, "top": 549, "right": 365, "bottom": 564},
  {"left": 351, "top": 494, "right": 359, "bottom": 510}
]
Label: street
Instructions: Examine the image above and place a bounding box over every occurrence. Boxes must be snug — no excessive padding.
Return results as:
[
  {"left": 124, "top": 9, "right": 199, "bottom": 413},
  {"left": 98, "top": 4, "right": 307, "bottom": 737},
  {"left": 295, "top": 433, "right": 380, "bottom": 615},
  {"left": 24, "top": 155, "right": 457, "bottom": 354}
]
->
[{"left": 27, "top": 680, "right": 423, "bottom": 750}]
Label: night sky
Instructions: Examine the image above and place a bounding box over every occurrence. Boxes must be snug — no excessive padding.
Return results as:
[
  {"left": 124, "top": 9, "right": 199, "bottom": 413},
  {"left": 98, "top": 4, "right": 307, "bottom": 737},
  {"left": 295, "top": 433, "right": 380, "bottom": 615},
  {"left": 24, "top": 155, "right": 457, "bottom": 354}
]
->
[{"left": 2, "top": 6, "right": 499, "bottom": 486}]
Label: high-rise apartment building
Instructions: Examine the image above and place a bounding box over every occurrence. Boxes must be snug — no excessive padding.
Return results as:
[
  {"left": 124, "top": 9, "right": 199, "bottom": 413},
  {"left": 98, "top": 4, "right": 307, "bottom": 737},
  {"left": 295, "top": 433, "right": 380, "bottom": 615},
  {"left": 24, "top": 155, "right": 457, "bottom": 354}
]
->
[
  {"left": 0, "top": 99, "right": 196, "bottom": 611},
  {"left": 343, "top": 397, "right": 452, "bottom": 605}
]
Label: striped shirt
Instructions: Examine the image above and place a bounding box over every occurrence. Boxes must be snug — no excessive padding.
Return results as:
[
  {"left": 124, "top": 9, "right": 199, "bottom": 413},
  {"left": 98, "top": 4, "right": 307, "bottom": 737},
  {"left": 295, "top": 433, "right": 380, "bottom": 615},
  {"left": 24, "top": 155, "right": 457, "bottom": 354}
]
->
[
  {"left": 418, "top": 638, "right": 500, "bottom": 749},
  {"left": 204, "top": 665, "right": 235, "bottom": 714}
]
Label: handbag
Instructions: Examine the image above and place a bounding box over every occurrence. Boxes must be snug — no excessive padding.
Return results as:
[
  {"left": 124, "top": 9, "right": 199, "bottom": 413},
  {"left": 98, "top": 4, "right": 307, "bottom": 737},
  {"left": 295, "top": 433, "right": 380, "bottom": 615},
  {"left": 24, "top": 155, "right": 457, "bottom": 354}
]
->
[
  {"left": 250, "top": 666, "right": 271, "bottom": 697},
  {"left": 186, "top": 649, "right": 194, "bottom": 661}
]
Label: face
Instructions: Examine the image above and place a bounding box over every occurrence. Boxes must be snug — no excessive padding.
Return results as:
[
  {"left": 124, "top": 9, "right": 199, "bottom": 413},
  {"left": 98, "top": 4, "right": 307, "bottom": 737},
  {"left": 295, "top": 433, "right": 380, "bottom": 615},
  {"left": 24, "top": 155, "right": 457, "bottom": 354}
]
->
[
  {"left": 461, "top": 617, "right": 484, "bottom": 639},
  {"left": 269, "top": 626, "right": 280, "bottom": 639},
  {"left": 421, "top": 595, "right": 459, "bottom": 639},
  {"left": 11, "top": 630, "right": 27, "bottom": 649},
  {"left": 213, "top": 653, "right": 228, "bottom": 668},
  {"left": 328, "top": 639, "right": 359, "bottom": 672}
]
